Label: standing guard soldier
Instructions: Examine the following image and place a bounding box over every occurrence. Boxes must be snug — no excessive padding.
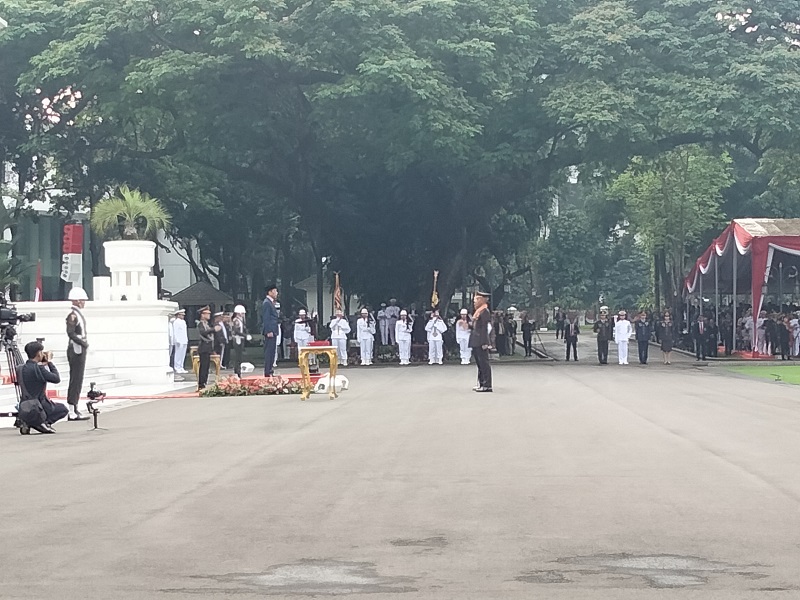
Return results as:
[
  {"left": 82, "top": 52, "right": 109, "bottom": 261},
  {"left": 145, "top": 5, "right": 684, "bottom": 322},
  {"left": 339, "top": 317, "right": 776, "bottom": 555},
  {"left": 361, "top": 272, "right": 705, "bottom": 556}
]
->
[
  {"left": 469, "top": 291, "right": 493, "bottom": 392},
  {"left": 197, "top": 306, "right": 215, "bottom": 389},
  {"left": 213, "top": 312, "right": 229, "bottom": 369},
  {"left": 65, "top": 287, "right": 90, "bottom": 421},
  {"left": 231, "top": 305, "right": 250, "bottom": 377},
  {"left": 593, "top": 307, "right": 613, "bottom": 365}
]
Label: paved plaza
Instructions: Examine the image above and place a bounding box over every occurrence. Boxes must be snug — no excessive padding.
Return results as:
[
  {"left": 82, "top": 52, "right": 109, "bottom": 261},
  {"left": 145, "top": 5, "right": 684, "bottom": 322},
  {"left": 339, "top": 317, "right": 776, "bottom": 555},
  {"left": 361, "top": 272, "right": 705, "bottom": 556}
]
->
[{"left": 1, "top": 341, "right": 799, "bottom": 599}]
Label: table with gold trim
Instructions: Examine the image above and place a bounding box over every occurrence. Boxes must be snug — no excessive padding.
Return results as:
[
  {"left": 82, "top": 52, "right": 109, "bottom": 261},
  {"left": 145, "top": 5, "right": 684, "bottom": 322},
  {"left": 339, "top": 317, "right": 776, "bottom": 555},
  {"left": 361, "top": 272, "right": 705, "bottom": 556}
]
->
[{"left": 298, "top": 345, "right": 338, "bottom": 400}]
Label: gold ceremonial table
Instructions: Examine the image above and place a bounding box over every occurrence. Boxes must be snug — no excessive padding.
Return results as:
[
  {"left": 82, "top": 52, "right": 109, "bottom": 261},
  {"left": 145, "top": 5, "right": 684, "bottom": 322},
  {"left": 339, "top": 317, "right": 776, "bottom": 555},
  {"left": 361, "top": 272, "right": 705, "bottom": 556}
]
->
[{"left": 297, "top": 345, "right": 339, "bottom": 400}]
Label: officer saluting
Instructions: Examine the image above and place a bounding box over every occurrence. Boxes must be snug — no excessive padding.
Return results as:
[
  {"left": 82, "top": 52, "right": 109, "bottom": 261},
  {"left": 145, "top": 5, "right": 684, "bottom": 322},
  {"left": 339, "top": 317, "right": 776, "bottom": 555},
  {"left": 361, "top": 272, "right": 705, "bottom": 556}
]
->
[{"left": 469, "top": 291, "right": 493, "bottom": 392}]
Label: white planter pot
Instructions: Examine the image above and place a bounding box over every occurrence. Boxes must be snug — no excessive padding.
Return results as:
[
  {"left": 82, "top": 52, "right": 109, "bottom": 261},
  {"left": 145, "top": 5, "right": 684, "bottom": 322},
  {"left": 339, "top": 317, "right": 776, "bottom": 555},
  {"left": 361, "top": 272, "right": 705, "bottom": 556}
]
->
[
  {"left": 104, "top": 240, "right": 156, "bottom": 271},
  {"left": 103, "top": 240, "right": 157, "bottom": 301}
]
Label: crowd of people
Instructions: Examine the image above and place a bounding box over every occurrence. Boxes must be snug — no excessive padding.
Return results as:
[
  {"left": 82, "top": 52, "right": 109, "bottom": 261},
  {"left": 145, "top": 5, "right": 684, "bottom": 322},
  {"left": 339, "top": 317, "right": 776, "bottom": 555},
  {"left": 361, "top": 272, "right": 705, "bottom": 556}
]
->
[
  {"left": 257, "top": 287, "right": 495, "bottom": 391},
  {"left": 174, "top": 286, "right": 800, "bottom": 392}
]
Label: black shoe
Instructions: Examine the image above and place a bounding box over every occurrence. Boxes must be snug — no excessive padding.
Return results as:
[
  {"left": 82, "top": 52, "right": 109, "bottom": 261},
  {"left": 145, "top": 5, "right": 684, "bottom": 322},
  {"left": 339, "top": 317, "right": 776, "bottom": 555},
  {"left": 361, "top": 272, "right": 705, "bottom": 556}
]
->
[
  {"left": 19, "top": 423, "right": 30, "bottom": 435},
  {"left": 34, "top": 424, "right": 56, "bottom": 434},
  {"left": 472, "top": 386, "right": 482, "bottom": 392}
]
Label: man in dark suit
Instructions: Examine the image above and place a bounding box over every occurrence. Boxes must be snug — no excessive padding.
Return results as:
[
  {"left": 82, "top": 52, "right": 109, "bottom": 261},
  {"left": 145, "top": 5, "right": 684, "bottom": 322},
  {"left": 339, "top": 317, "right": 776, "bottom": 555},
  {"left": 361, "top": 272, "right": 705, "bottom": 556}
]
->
[
  {"left": 564, "top": 316, "right": 580, "bottom": 361},
  {"left": 469, "top": 291, "right": 493, "bottom": 392},
  {"left": 262, "top": 285, "right": 280, "bottom": 376},
  {"left": 17, "top": 341, "right": 67, "bottom": 434},
  {"left": 692, "top": 314, "right": 708, "bottom": 361}
]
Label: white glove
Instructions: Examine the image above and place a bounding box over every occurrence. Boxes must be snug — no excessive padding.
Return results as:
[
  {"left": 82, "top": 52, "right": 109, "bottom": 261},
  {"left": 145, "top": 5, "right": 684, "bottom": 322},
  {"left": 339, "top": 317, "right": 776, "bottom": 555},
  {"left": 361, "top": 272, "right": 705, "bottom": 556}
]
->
[{"left": 246, "top": 334, "right": 252, "bottom": 341}]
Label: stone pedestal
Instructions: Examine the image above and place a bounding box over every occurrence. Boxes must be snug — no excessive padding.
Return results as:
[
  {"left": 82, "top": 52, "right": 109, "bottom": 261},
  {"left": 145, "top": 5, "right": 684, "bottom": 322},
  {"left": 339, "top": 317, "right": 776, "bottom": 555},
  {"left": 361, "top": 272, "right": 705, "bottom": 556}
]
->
[
  {"left": 14, "top": 239, "right": 178, "bottom": 386},
  {"left": 15, "top": 300, "right": 177, "bottom": 385}
]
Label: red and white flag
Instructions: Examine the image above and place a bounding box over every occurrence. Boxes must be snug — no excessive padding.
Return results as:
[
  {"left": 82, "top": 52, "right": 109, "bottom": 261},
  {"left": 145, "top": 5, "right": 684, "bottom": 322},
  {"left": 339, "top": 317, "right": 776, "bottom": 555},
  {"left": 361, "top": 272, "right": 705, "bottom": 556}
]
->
[{"left": 34, "top": 259, "right": 43, "bottom": 302}]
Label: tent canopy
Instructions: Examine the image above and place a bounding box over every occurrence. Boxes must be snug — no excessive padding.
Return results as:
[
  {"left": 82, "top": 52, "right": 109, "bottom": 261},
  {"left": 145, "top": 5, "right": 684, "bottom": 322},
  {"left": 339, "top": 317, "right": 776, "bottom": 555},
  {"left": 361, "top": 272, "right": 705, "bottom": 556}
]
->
[
  {"left": 685, "top": 219, "right": 800, "bottom": 351},
  {"left": 685, "top": 218, "right": 800, "bottom": 297}
]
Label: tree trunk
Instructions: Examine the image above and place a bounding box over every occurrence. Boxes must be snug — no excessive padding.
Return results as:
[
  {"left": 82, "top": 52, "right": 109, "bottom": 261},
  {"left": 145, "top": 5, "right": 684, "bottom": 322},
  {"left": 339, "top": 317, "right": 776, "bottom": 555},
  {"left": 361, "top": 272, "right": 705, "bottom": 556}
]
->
[
  {"left": 654, "top": 252, "right": 661, "bottom": 315},
  {"left": 656, "top": 250, "right": 672, "bottom": 314}
]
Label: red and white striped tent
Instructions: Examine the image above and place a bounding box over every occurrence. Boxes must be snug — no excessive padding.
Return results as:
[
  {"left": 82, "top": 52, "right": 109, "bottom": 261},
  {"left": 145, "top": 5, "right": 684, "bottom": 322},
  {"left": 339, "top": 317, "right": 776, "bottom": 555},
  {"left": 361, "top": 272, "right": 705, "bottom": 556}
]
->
[{"left": 685, "top": 218, "right": 800, "bottom": 355}]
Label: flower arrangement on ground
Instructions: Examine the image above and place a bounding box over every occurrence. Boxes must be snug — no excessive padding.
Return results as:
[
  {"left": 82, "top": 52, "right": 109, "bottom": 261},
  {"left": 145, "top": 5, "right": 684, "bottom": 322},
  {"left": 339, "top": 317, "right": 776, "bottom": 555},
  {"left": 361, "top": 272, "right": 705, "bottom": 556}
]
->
[{"left": 200, "top": 376, "right": 302, "bottom": 397}]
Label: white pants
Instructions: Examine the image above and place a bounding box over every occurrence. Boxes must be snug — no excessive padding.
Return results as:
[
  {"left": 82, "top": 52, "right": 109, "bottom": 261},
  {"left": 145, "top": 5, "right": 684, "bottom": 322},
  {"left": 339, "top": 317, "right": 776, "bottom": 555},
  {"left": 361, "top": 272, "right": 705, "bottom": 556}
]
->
[
  {"left": 428, "top": 339, "right": 443, "bottom": 364},
  {"left": 359, "top": 337, "right": 373, "bottom": 365},
  {"left": 332, "top": 338, "right": 348, "bottom": 365},
  {"left": 794, "top": 333, "right": 800, "bottom": 357},
  {"left": 398, "top": 339, "right": 411, "bottom": 364},
  {"left": 617, "top": 340, "right": 629, "bottom": 364},
  {"left": 380, "top": 322, "right": 389, "bottom": 345},
  {"left": 173, "top": 343, "right": 187, "bottom": 372},
  {"left": 457, "top": 336, "right": 471, "bottom": 364}
]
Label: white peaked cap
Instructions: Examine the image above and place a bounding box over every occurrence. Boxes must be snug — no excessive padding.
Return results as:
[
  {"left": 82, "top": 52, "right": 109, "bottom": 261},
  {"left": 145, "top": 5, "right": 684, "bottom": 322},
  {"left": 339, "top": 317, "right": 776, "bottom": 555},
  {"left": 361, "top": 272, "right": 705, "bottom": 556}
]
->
[
  {"left": 68, "top": 287, "right": 88, "bottom": 301},
  {"left": 299, "top": 309, "right": 307, "bottom": 315},
  {"left": 460, "top": 309, "right": 468, "bottom": 315},
  {"left": 400, "top": 309, "right": 408, "bottom": 316},
  {"left": 234, "top": 305, "right": 246, "bottom": 314}
]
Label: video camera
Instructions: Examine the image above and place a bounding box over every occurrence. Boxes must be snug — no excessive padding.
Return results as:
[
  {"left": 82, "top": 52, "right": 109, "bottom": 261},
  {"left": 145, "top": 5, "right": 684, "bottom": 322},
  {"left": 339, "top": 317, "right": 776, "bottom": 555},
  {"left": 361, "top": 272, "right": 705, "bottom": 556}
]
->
[
  {"left": 86, "top": 382, "right": 107, "bottom": 430},
  {"left": 0, "top": 292, "right": 35, "bottom": 328}
]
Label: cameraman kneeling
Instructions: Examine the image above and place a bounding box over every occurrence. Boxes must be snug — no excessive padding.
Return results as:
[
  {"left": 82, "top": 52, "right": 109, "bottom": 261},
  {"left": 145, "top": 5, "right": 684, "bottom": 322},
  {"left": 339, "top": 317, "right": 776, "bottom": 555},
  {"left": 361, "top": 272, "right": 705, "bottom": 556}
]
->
[{"left": 17, "top": 341, "right": 68, "bottom": 434}]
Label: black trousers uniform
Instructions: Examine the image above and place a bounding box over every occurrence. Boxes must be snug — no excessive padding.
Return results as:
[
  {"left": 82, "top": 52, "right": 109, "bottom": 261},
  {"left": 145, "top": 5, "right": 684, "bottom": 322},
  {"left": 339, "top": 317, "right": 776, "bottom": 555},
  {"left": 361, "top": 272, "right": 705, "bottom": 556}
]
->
[
  {"left": 469, "top": 306, "right": 493, "bottom": 390},
  {"left": 197, "top": 319, "right": 215, "bottom": 389},
  {"left": 66, "top": 346, "right": 86, "bottom": 406},
  {"left": 565, "top": 338, "right": 578, "bottom": 361},
  {"left": 473, "top": 347, "right": 492, "bottom": 389},
  {"left": 637, "top": 340, "right": 649, "bottom": 364},
  {"left": 232, "top": 340, "right": 244, "bottom": 376},
  {"left": 198, "top": 352, "right": 211, "bottom": 387},
  {"left": 597, "top": 339, "right": 609, "bottom": 364}
]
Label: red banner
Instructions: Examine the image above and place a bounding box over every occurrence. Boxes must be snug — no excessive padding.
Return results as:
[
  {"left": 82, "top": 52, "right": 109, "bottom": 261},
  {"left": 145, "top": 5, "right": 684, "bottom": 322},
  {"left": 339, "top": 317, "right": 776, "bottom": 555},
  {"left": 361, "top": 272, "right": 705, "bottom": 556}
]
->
[{"left": 62, "top": 223, "right": 84, "bottom": 255}]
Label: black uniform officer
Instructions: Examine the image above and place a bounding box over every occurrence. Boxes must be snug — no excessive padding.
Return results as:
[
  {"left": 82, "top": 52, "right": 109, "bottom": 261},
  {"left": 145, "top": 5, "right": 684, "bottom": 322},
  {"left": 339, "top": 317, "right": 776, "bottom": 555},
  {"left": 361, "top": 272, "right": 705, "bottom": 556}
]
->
[
  {"left": 593, "top": 310, "right": 613, "bottom": 365},
  {"left": 197, "top": 306, "right": 215, "bottom": 389},
  {"left": 469, "top": 291, "right": 493, "bottom": 392}
]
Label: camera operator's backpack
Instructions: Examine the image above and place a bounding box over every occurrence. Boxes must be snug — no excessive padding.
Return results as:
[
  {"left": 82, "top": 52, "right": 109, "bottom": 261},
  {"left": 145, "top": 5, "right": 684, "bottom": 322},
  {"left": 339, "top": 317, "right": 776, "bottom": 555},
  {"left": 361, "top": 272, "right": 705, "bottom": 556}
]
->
[{"left": 15, "top": 365, "right": 46, "bottom": 428}]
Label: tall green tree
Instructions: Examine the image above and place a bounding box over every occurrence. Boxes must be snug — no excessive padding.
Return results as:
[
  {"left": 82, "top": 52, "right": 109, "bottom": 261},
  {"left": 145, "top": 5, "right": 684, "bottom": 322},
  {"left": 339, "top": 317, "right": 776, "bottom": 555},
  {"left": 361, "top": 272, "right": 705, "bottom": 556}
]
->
[{"left": 610, "top": 146, "right": 733, "bottom": 313}]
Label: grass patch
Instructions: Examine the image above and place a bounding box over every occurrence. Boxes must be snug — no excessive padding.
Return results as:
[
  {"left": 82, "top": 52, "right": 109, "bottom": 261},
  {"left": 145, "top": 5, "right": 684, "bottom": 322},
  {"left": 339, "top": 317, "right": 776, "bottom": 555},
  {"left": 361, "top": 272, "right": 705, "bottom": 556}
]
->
[{"left": 727, "top": 364, "right": 800, "bottom": 384}]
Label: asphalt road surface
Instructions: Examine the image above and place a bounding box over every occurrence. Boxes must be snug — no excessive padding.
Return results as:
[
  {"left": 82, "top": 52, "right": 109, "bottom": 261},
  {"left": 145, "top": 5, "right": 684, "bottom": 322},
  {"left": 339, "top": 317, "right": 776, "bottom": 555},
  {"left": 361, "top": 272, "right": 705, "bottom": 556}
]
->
[{"left": 1, "top": 356, "right": 798, "bottom": 599}]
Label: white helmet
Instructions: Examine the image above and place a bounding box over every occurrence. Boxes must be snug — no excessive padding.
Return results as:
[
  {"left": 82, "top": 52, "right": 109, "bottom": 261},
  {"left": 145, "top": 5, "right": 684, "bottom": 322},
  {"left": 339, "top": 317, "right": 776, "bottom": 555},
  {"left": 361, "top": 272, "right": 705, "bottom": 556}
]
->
[
  {"left": 68, "top": 287, "right": 88, "bottom": 301},
  {"left": 234, "top": 305, "right": 246, "bottom": 314},
  {"left": 460, "top": 308, "right": 468, "bottom": 315}
]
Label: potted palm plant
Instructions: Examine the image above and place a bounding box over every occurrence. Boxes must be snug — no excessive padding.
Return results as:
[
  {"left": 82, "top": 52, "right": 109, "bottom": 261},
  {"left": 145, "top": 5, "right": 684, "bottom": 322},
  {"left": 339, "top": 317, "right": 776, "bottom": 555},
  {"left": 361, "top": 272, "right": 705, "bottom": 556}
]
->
[{"left": 90, "top": 185, "right": 171, "bottom": 283}]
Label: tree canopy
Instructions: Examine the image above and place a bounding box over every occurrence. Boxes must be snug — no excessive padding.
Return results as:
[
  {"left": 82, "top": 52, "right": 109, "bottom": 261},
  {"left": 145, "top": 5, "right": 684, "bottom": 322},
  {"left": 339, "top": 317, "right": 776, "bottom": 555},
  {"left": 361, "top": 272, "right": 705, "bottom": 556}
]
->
[{"left": 2, "top": 0, "right": 800, "bottom": 311}]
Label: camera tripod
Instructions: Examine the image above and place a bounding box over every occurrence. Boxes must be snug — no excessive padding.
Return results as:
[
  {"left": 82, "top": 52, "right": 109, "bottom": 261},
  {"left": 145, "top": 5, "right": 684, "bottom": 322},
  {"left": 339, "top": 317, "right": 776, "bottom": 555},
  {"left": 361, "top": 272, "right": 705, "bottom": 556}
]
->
[{"left": 0, "top": 326, "right": 25, "bottom": 423}]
